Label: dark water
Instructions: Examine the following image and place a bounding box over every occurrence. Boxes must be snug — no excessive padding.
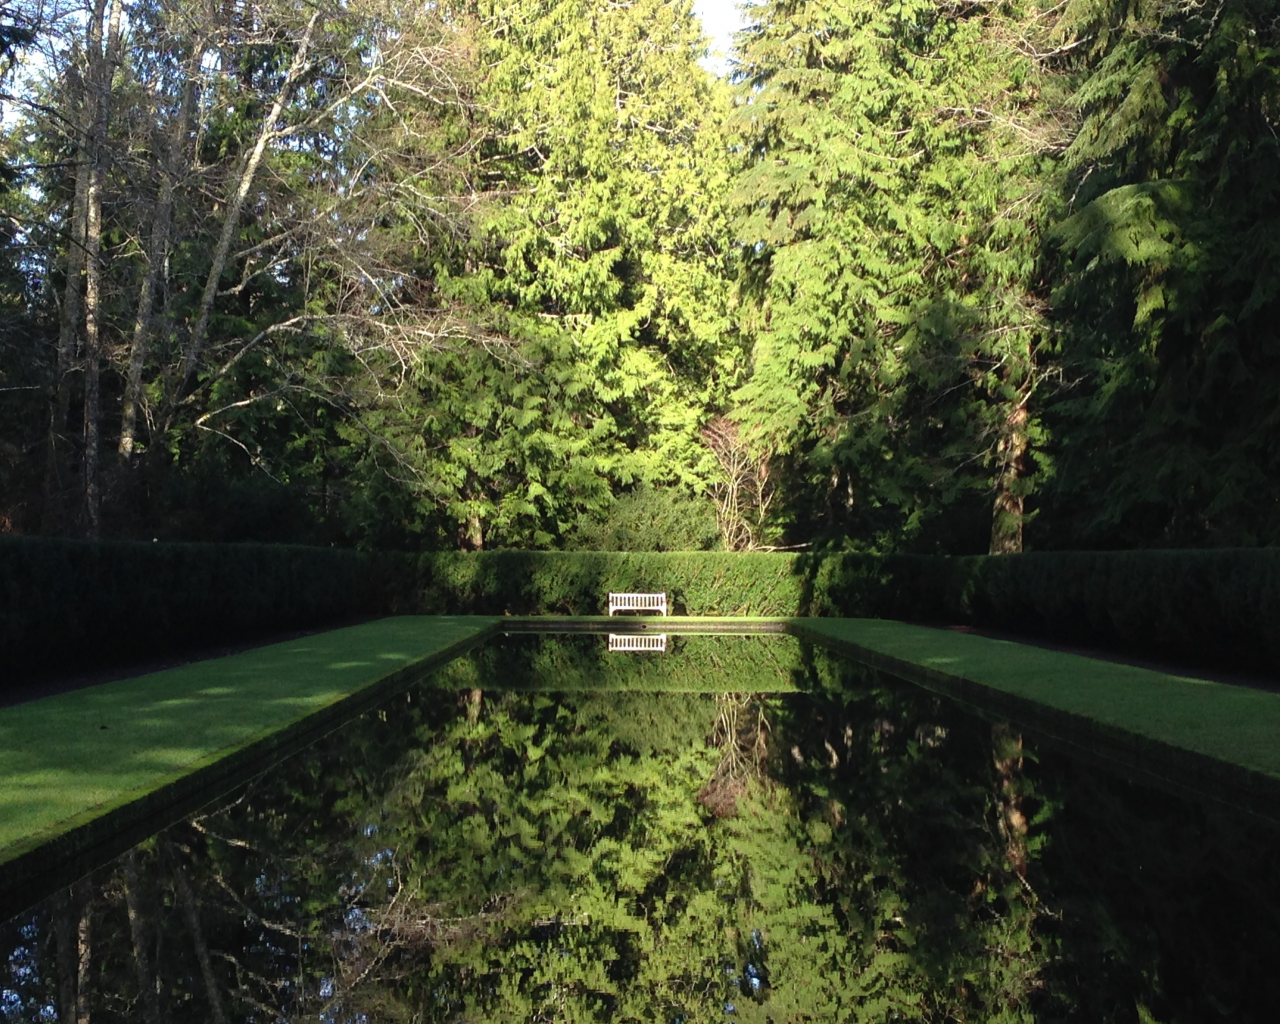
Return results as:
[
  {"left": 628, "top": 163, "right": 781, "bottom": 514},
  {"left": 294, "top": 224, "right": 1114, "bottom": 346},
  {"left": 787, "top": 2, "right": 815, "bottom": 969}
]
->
[{"left": 3, "top": 633, "right": 1280, "bottom": 1023}]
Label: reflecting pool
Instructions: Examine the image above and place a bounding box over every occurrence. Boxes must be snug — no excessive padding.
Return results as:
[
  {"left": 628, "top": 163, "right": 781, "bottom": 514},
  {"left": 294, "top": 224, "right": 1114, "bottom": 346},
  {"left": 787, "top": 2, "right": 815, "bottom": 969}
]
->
[{"left": 2, "top": 634, "right": 1279, "bottom": 1022}]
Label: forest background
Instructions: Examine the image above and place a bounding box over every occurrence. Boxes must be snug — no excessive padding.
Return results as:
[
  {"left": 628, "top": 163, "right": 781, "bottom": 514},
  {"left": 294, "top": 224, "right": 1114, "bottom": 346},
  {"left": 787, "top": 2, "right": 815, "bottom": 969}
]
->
[{"left": 0, "top": 0, "right": 1276, "bottom": 556}]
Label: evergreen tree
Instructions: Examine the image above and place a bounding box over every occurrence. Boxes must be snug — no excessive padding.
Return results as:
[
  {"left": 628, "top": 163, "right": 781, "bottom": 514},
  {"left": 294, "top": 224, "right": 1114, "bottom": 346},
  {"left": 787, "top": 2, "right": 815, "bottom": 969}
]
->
[
  {"left": 344, "top": 0, "right": 740, "bottom": 549},
  {"left": 1038, "top": 0, "right": 1280, "bottom": 548},
  {"left": 730, "top": 0, "right": 1063, "bottom": 553}
]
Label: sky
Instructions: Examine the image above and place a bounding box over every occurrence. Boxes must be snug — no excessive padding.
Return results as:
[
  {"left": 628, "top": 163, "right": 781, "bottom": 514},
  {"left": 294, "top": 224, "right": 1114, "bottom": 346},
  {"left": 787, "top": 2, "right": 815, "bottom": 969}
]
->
[{"left": 691, "top": 0, "right": 747, "bottom": 76}]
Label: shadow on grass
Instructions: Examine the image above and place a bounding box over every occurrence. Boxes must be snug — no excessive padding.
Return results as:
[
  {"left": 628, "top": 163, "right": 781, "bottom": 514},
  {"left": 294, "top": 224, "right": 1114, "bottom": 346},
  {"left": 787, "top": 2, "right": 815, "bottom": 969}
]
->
[{"left": 0, "top": 617, "right": 493, "bottom": 855}]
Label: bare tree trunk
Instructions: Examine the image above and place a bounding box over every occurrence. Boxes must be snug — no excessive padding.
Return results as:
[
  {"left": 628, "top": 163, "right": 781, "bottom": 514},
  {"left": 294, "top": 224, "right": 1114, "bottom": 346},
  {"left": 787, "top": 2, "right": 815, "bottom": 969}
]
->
[
  {"left": 989, "top": 403, "right": 1029, "bottom": 555},
  {"left": 54, "top": 889, "right": 78, "bottom": 1024},
  {"left": 80, "top": 0, "right": 124, "bottom": 536},
  {"left": 465, "top": 512, "right": 484, "bottom": 551},
  {"left": 170, "top": 848, "right": 227, "bottom": 1024},
  {"left": 118, "top": 196, "right": 166, "bottom": 459},
  {"left": 703, "top": 417, "right": 773, "bottom": 551},
  {"left": 172, "top": 11, "right": 320, "bottom": 405},
  {"left": 41, "top": 62, "right": 95, "bottom": 528},
  {"left": 120, "top": 49, "right": 200, "bottom": 458},
  {"left": 123, "top": 852, "right": 163, "bottom": 1024}
]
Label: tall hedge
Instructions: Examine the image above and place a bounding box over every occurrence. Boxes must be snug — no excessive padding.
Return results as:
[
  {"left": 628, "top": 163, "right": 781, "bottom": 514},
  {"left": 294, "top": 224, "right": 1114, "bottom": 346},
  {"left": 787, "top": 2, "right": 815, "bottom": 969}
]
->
[
  {"left": 899, "top": 549, "right": 1280, "bottom": 673},
  {"left": 414, "top": 551, "right": 809, "bottom": 617},
  {"left": 418, "top": 549, "right": 1280, "bottom": 672},
  {"left": 0, "top": 537, "right": 411, "bottom": 676},
  {"left": 6, "top": 542, "right": 1277, "bottom": 678}
]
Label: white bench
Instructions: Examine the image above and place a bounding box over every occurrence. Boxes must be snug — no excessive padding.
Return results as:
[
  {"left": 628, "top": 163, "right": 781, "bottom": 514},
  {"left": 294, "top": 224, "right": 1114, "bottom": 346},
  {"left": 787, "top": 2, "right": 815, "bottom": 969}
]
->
[
  {"left": 607, "top": 592, "right": 668, "bottom": 616},
  {"left": 608, "top": 633, "right": 668, "bottom": 652}
]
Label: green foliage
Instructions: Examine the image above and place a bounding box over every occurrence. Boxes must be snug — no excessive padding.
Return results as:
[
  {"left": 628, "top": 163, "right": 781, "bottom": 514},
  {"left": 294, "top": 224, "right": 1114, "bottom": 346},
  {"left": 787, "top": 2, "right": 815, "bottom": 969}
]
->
[
  {"left": 0, "top": 648, "right": 1064, "bottom": 1021},
  {"left": 9, "top": 539, "right": 1280, "bottom": 677},
  {"left": 569, "top": 485, "right": 722, "bottom": 552},
  {"left": 336, "top": 0, "right": 743, "bottom": 549},
  {"left": 397, "top": 692, "right": 865, "bottom": 1022},
  {"left": 0, "top": 0, "right": 1277, "bottom": 557},
  {"left": 8, "top": 643, "right": 1280, "bottom": 1021},
  {"left": 418, "top": 547, "right": 1280, "bottom": 671},
  {"left": 808, "top": 548, "right": 1280, "bottom": 672},
  {"left": 439, "top": 633, "right": 806, "bottom": 693},
  {"left": 729, "top": 0, "right": 1059, "bottom": 551},
  {"left": 416, "top": 550, "right": 809, "bottom": 615}
]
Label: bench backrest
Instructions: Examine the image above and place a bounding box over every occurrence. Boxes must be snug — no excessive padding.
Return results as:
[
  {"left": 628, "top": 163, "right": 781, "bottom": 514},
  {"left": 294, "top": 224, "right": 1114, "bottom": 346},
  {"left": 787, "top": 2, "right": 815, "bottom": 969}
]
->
[{"left": 607, "top": 592, "right": 668, "bottom": 615}]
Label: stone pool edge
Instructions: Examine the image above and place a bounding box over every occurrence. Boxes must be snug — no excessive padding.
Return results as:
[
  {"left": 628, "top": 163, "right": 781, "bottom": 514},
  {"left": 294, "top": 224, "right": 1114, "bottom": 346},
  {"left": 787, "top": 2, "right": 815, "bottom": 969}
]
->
[
  {"left": 788, "top": 618, "right": 1280, "bottom": 822},
  {"left": 0, "top": 618, "right": 503, "bottom": 920},
  {"left": 9, "top": 613, "right": 1280, "bottom": 919}
]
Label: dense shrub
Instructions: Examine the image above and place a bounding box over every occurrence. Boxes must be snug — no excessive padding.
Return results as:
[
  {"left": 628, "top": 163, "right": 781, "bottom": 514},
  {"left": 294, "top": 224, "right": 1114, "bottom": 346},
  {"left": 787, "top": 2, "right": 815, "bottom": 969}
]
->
[
  {"left": 0, "top": 537, "right": 410, "bottom": 675},
  {"left": 567, "top": 486, "right": 721, "bottom": 552},
  {"left": 937, "top": 550, "right": 1280, "bottom": 673}
]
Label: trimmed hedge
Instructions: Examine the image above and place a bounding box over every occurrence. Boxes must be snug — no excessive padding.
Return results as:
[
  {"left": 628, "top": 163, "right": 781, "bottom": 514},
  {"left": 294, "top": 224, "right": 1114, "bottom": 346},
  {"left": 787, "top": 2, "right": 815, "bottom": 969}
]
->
[
  {"left": 418, "top": 549, "right": 1280, "bottom": 672},
  {"left": 415, "top": 551, "right": 808, "bottom": 617},
  {"left": 1, "top": 537, "right": 411, "bottom": 675},
  {"left": 905, "top": 549, "right": 1280, "bottom": 673},
  {"left": 5, "top": 542, "right": 1277, "bottom": 677}
]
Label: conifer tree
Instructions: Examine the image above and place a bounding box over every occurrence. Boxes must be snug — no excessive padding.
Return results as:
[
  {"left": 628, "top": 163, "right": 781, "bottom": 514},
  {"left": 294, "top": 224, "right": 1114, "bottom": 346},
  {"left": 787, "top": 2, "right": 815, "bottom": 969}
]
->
[
  {"left": 1041, "top": 0, "right": 1280, "bottom": 547},
  {"left": 351, "top": 0, "right": 741, "bottom": 548},
  {"left": 730, "top": 0, "right": 1063, "bottom": 552}
]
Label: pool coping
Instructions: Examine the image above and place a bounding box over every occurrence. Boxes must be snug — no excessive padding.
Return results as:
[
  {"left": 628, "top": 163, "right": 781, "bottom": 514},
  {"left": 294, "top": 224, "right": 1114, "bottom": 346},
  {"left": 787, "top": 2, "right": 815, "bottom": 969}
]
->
[
  {"left": 0, "top": 619, "right": 503, "bottom": 920},
  {"left": 527, "top": 615, "right": 1280, "bottom": 817},
  {"left": 7, "top": 613, "right": 1280, "bottom": 919},
  {"left": 785, "top": 619, "right": 1280, "bottom": 824}
]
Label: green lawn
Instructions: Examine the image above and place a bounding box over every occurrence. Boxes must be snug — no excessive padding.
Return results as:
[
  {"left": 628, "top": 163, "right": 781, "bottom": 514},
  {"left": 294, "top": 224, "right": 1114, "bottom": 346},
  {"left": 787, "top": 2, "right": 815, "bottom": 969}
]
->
[
  {"left": 792, "top": 617, "right": 1280, "bottom": 782},
  {"left": 0, "top": 616, "right": 498, "bottom": 869}
]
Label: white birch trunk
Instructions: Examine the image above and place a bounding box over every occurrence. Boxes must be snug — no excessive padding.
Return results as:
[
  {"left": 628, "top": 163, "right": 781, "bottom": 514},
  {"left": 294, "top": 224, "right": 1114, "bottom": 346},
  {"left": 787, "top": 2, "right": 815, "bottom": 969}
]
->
[
  {"left": 75, "top": 898, "right": 92, "bottom": 1024},
  {"left": 174, "top": 11, "right": 320, "bottom": 400},
  {"left": 120, "top": 65, "right": 198, "bottom": 458}
]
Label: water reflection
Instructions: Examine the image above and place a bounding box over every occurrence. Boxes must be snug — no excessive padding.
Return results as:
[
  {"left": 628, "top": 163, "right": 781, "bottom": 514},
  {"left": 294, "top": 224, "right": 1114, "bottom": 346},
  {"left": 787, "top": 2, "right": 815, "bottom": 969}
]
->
[{"left": 2, "top": 637, "right": 1279, "bottom": 1022}]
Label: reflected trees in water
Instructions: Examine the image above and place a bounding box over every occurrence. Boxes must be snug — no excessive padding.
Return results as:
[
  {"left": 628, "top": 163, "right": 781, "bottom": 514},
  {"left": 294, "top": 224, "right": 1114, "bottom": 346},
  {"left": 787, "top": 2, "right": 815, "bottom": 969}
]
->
[{"left": 3, "top": 639, "right": 1279, "bottom": 1022}]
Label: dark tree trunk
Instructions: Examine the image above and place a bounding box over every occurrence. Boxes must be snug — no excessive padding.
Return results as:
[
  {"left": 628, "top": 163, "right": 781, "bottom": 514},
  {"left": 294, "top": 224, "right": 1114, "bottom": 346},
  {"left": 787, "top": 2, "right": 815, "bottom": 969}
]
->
[
  {"left": 990, "top": 403, "right": 1029, "bottom": 555},
  {"left": 53, "top": 889, "right": 78, "bottom": 1024},
  {"left": 170, "top": 844, "right": 228, "bottom": 1024}
]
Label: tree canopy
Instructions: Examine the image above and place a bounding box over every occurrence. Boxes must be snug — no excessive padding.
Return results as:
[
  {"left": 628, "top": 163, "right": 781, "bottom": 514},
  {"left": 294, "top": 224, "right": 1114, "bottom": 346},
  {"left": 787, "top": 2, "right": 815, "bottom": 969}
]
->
[{"left": 0, "top": 0, "right": 1276, "bottom": 551}]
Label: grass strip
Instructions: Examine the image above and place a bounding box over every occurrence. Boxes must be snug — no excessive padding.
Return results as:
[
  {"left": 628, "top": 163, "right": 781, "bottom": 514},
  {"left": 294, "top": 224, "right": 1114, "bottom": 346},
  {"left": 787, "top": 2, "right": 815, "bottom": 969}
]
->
[
  {"left": 791, "top": 618, "right": 1280, "bottom": 812},
  {"left": 0, "top": 616, "right": 498, "bottom": 875}
]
